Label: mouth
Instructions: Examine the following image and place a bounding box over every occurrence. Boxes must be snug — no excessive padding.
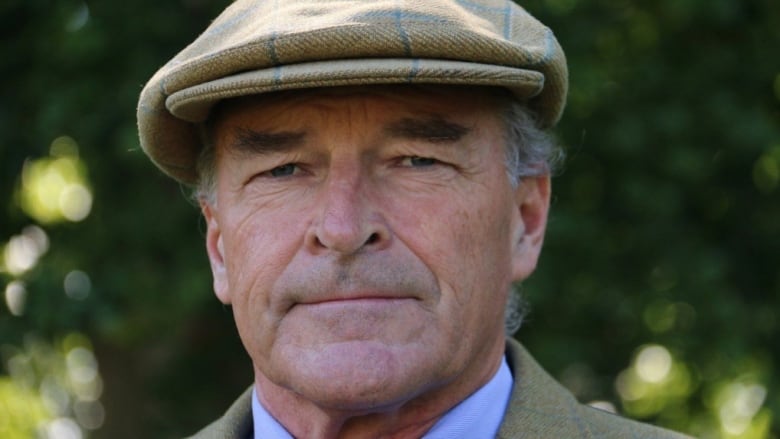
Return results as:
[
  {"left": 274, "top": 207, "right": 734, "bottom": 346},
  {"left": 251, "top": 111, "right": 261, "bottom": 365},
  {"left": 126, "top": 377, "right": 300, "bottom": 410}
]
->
[
  {"left": 285, "top": 296, "right": 426, "bottom": 342},
  {"left": 300, "top": 295, "right": 419, "bottom": 306}
]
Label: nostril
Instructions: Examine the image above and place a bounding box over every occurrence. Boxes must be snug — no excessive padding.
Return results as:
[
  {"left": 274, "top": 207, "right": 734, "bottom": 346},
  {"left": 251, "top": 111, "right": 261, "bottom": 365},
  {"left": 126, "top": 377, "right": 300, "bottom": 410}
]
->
[{"left": 366, "top": 233, "right": 380, "bottom": 245}]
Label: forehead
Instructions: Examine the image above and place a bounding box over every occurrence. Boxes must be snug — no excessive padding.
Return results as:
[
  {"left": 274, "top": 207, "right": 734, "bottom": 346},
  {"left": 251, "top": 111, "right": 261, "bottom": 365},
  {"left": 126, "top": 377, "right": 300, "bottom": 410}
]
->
[{"left": 208, "top": 85, "right": 509, "bottom": 134}]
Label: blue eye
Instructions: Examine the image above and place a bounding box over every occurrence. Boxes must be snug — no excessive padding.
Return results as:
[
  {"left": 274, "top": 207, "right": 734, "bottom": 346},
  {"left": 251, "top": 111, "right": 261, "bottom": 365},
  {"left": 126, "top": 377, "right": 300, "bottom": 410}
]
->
[
  {"left": 407, "top": 156, "right": 437, "bottom": 167},
  {"left": 269, "top": 164, "right": 297, "bottom": 177}
]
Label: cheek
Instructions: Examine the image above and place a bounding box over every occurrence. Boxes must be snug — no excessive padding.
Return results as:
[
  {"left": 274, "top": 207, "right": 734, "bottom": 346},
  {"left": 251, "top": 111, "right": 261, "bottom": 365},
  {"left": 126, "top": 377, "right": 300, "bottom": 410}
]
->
[
  {"left": 221, "top": 209, "right": 311, "bottom": 362},
  {"left": 221, "top": 208, "right": 307, "bottom": 309},
  {"left": 455, "top": 208, "right": 513, "bottom": 290},
  {"left": 394, "top": 187, "right": 515, "bottom": 294}
]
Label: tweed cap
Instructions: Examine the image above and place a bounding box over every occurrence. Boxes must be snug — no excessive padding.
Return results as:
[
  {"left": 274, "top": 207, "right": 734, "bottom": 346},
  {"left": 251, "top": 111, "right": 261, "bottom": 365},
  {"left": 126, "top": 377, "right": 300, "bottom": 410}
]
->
[{"left": 138, "top": 0, "right": 568, "bottom": 184}]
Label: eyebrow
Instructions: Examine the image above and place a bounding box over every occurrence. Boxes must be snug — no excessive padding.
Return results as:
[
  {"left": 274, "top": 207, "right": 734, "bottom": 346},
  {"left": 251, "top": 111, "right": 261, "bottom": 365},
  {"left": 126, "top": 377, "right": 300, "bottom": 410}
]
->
[
  {"left": 228, "top": 127, "right": 307, "bottom": 156},
  {"left": 384, "top": 116, "right": 472, "bottom": 143},
  {"left": 223, "top": 115, "right": 471, "bottom": 156}
]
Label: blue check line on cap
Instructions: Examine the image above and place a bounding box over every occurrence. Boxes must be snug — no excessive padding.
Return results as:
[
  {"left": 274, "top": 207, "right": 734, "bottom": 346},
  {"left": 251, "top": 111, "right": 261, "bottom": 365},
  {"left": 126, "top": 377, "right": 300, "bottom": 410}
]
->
[
  {"left": 272, "top": 65, "right": 282, "bottom": 89},
  {"left": 456, "top": 0, "right": 514, "bottom": 39},
  {"left": 267, "top": 35, "right": 280, "bottom": 65},
  {"left": 502, "top": 0, "right": 513, "bottom": 40},
  {"left": 408, "top": 59, "right": 421, "bottom": 82},
  {"left": 266, "top": 0, "right": 281, "bottom": 65},
  {"left": 451, "top": 0, "right": 515, "bottom": 40},
  {"left": 529, "top": 27, "right": 557, "bottom": 66},
  {"left": 394, "top": 1, "right": 412, "bottom": 56}
]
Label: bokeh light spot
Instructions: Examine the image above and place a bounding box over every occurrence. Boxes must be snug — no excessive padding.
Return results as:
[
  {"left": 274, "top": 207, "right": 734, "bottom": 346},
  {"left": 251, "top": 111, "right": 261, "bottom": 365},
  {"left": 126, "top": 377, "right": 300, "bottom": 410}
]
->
[
  {"left": 66, "top": 348, "right": 98, "bottom": 385},
  {"left": 66, "top": 3, "right": 90, "bottom": 33},
  {"left": 753, "top": 150, "right": 779, "bottom": 193},
  {"left": 615, "top": 369, "right": 647, "bottom": 401},
  {"left": 1, "top": 335, "right": 103, "bottom": 437},
  {"left": 7, "top": 354, "right": 35, "bottom": 388},
  {"left": 59, "top": 184, "right": 93, "bottom": 222},
  {"left": 718, "top": 382, "right": 767, "bottom": 436},
  {"left": 0, "top": 378, "right": 49, "bottom": 437},
  {"left": 4, "top": 281, "right": 27, "bottom": 316},
  {"left": 73, "top": 400, "right": 104, "bottom": 430},
  {"left": 18, "top": 139, "right": 92, "bottom": 224},
  {"left": 45, "top": 417, "right": 82, "bottom": 439},
  {"left": 40, "top": 376, "right": 70, "bottom": 416},
  {"left": 3, "top": 226, "right": 49, "bottom": 275},
  {"left": 643, "top": 300, "right": 677, "bottom": 333},
  {"left": 636, "top": 345, "right": 672, "bottom": 383},
  {"left": 71, "top": 375, "right": 102, "bottom": 403},
  {"left": 64, "top": 271, "right": 91, "bottom": 301},
  {"left": 50, "top": 136, "right": 79, "bottom": 158}
]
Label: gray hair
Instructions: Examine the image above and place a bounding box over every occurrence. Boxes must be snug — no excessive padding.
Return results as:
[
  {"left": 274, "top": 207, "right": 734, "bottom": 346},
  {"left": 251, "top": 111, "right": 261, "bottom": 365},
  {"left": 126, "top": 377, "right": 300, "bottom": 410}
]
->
[
  {"left": 195, "top": 132, "right": 218, "bottom": 205},
  {"left": 194, "top": 95, "right": 563, "bottom": 335},
  {"left": 502, "top": 98, "right": 564, "bottom": 186},
  {"left": 504, "top": 283, "right": 528, "bottom": 336}
]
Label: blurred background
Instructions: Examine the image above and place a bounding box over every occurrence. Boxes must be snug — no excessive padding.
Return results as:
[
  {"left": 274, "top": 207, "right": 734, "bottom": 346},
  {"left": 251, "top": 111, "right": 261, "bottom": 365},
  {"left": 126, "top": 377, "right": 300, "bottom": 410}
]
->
[{"left": 1, "top": 0, "right": 778, "bottom": 437}]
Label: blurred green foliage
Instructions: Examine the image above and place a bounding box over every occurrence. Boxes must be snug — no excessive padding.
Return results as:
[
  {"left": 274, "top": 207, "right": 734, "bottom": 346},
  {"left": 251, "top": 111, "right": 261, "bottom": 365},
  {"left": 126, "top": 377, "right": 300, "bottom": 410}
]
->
[{"left": 1, "top": 0, "right": 778, "bottom": 437}]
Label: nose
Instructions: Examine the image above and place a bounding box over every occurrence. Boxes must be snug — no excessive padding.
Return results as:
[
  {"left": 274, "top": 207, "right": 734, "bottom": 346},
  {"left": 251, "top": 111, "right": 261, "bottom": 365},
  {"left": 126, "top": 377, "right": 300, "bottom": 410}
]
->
[{"left": 306, "top": 167, "right": 391, "bottom": 256}]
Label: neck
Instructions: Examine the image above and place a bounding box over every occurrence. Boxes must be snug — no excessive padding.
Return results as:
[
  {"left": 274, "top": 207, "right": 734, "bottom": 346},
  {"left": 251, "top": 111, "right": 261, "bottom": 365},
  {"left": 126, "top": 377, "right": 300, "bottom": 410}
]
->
[
  {"left": 253, "top": 341, "right": 506, "bottom": 439},
  {"left": 255, "top": 384, "right": 438, "bottom": 439}
]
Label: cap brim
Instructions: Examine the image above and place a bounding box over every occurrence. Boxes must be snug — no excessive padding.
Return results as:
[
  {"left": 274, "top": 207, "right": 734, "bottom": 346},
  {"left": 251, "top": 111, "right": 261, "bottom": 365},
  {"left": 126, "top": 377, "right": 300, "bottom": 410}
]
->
[{"left": 166, "top": 58, "right": 545, "bottom": 123}]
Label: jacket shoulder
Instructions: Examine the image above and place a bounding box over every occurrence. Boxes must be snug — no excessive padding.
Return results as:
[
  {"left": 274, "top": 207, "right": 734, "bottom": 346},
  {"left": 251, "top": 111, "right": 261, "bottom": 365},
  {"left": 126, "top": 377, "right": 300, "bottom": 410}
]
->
[
  {"left": 186, "top": 386, "right": 253, "bottom": 439},
  {"left": 499, "top": 339, "right": 692, "bottom": 438},
  {"left": 571, "top": 403, "right": 691, "bottom": 438}
]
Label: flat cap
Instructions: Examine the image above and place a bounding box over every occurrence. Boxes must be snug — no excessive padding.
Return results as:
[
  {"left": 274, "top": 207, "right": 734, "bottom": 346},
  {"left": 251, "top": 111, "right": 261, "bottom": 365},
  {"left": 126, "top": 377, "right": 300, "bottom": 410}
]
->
[{"left": 138, "top": 0, "right": 568, "bottom": 184}]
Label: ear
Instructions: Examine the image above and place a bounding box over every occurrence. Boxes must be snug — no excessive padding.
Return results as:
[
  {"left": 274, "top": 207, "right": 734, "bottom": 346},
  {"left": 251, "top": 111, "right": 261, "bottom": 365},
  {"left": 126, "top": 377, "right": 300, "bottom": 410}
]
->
[
  {"left": 201, "top": 201, "right": 232, "bottom": 304},
  {"left": 510, "top": 176, "right": 551, "bottom": 282}
]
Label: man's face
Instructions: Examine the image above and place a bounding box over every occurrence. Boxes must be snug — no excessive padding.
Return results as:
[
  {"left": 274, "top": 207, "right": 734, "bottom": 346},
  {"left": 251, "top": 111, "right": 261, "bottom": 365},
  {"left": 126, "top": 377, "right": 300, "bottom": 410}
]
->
[{"left": 202, "top": 86, "right": 549, "bottom": 412}]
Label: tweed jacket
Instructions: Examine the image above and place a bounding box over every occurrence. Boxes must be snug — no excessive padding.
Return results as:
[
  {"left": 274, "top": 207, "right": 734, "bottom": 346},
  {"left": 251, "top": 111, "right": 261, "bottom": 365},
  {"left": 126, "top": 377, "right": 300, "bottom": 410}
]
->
[{"left": 188, "top": 339, "right": 690, "bottom": 438}]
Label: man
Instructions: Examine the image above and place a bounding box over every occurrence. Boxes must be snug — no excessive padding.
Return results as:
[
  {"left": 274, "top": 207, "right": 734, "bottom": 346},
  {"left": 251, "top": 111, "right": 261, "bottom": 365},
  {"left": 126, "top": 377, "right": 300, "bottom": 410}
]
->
[{"left": 138, "top": 0, "right": 690, "bottom": 437}]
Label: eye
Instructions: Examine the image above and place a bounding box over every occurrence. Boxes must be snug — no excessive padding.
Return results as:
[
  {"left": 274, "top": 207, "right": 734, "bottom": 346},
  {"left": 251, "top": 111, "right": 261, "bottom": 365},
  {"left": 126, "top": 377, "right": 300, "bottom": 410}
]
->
[
  {"left": 267, "top": 163, "right": 298, "bottom": 177},
  {"left": 402, "top": 156, "right": 438, "bottom": 168}
]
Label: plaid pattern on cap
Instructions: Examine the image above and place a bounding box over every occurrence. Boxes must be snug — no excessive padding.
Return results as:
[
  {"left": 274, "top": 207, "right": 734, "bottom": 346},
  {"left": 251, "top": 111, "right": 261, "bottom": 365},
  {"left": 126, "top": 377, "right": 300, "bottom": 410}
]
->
[{"left": 138, "top": 0, "right": 568, "bottom": 184}]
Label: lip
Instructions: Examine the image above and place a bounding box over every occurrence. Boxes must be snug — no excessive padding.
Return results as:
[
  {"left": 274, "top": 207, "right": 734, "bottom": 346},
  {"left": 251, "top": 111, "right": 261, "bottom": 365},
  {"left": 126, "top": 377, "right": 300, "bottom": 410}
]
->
[{"left": 299, "top": 295, "right": 418, "bottom": 306}]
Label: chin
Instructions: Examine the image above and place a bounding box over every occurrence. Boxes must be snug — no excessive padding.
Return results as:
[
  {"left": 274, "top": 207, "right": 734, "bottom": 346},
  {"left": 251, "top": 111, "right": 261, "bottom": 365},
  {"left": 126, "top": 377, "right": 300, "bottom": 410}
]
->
[{"left": 269, "top": 339, "right": 448, "bottom": 411}]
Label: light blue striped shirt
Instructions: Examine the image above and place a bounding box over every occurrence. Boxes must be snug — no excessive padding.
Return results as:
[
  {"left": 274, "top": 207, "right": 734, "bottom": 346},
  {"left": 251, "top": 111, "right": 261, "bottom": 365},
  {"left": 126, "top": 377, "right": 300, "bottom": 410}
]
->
[{"left": 252, "top": 356, "right": 513, "bottom": 438}]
